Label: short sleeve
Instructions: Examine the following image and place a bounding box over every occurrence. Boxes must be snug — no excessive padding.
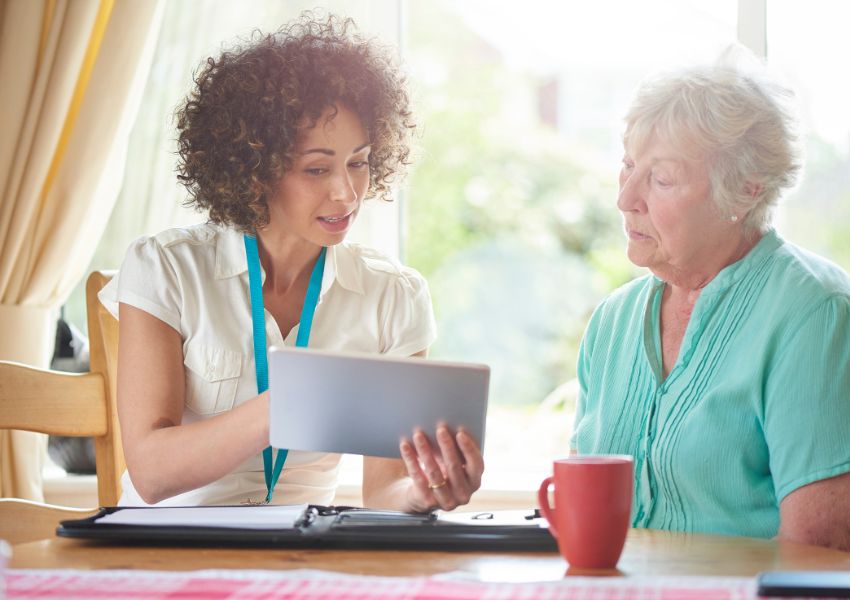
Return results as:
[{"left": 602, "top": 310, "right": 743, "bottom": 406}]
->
[
  {"left": 98, "top": 236, "right": 182, "bottom": 333},
  {"left": 378, "top": 267, "right": 437, "bottom": 357},
  {"left": 764, "top": 294, "right": 850, "bottom": 501}
]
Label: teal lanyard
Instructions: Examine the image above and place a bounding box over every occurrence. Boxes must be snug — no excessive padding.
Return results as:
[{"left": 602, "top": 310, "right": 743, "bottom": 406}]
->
[{"left": 244, "top": 234, "right": 326, "bottom": 503}]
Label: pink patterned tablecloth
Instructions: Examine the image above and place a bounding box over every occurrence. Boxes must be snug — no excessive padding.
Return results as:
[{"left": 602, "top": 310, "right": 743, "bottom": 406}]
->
[{"left": 2, "top": 569, "right": 771, "bottom": 600}]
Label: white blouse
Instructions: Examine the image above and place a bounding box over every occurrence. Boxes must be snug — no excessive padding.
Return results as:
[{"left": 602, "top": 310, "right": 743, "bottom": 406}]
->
[{"left": 100, "top": 222, "right": 437, "bottom": 506}]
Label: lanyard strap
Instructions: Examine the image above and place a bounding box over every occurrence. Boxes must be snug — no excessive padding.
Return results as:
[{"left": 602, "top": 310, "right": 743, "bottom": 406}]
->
[{"left": 244, "top": 234, "right": 326, "bottom": 503}]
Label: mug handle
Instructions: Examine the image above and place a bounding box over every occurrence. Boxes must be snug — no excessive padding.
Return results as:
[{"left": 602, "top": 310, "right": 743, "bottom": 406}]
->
[{"left": 537, "top": 475, "right": 558, "bottom": 539}]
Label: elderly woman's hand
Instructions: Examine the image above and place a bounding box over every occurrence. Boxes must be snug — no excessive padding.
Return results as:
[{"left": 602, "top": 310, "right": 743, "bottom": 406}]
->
[{"left": 399, "top": 425, "right": 484, "bottom": 512}]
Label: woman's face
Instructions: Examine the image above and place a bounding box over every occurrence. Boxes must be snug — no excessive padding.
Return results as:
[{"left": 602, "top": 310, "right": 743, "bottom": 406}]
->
[
  {"left": 266, "top": 104, "right": 371, "bottom": 247},
  {"left": 617, "top": 134, "right": 737, "bottom": 280}
]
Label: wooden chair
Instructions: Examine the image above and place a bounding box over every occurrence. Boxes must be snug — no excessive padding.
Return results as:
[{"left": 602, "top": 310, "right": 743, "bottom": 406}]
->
[{"left": 0, "top": 271, "right": 123, "bottom": 544}]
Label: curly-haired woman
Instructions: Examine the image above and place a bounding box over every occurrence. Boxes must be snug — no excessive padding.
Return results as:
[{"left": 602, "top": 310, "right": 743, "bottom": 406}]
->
[{"left": 99, "top": 14, "right": 483, "bottom": 510}]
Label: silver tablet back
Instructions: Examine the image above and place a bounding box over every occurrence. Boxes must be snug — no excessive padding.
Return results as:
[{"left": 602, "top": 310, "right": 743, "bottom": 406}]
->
[{"left": 268, "top": 347, "right": 489, "bottom": 458}]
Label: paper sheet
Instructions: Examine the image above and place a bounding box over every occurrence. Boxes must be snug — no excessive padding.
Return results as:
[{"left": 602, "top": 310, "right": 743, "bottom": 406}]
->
[
  {"left": 438, "top": 509, "right": 548, "bottom": 527},
  {"left": 95, "top": 504, "right": 309, "bottom": 529}
]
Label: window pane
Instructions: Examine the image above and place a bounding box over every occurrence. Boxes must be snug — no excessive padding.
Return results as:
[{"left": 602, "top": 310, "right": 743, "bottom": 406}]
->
[
  {"left": 768, "top": 0, "right": 850, "bottom": 271},
  {"left": 405, "top": 0, "right": 738, "bottom": 488}
]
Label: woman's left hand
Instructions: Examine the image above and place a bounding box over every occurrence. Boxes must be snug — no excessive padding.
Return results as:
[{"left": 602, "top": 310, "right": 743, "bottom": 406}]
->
[{"left": 399, "top": 424, "right": 484, "bottom": 512}]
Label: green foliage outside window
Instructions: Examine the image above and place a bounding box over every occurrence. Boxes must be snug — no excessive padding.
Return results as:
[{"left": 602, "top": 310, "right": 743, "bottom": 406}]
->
[{"left": 403, "top": 2, "right": 636, "bottom": 409}]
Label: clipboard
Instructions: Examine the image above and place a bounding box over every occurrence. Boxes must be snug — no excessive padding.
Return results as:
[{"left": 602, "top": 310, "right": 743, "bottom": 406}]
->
[{"left": 56, "top": 505, "right": 557, "bottom": 552}]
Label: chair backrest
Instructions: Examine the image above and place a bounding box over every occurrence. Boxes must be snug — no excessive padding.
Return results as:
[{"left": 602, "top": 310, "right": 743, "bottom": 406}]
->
[
  {"left": 0, "top": 271, "right": 124, "bottom": 542},
  {"left": 84, "top": 270, "right": 124, "bottom": 505}
]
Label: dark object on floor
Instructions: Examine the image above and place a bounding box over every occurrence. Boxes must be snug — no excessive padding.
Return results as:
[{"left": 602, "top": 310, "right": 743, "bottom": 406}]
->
[{"left": 48, "top": 318, "right": 97, "bottom": 475}]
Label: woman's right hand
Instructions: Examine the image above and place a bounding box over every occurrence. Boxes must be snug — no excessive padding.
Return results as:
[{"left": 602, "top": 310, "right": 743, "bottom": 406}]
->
[{"left": 398, "top": 424, "right": 485, "bottom": 512}]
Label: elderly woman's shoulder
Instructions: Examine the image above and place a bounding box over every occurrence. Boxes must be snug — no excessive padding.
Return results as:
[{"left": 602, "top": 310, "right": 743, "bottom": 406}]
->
[{"left": 774, "top": 240, "right": 850, "bottom": 301}]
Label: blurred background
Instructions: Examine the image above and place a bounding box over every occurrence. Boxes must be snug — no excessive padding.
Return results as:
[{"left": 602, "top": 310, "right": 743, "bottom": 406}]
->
[{"left": 59, "top": 0, "right": 850, "bottom": 492}]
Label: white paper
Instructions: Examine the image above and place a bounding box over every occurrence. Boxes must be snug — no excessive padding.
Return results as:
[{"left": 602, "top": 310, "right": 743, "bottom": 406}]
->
[
  {"left": 438, "top": 509, "right": 548, "bottom": 527},
  {"left": 95, "top": 504, "right": 309, "bottom": 529}
]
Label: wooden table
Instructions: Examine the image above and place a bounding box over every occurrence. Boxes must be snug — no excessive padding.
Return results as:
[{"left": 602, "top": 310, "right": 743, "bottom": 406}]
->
[{"left": 10, "top": 528, "right": 850, "bottom": 581}]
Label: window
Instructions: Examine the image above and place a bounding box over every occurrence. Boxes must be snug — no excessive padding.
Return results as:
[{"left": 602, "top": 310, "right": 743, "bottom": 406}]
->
[
  {"left": 60, "top": 1, "right": 848, "bottom": 495},
  {"left": 768, "top": 0, "right": 850, "bottom": 271},
  {"left": 403, "top": 0, "right": 738, "bottom": 488}
]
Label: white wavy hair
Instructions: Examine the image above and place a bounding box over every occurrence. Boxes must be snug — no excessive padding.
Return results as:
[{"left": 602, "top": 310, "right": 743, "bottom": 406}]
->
[{"left": 623, "top": 51, "right": 802, "bottom": 235}]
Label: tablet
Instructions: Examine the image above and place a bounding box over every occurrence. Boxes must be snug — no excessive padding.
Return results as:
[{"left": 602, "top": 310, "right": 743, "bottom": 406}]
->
[
  {"left": 757, "top": 571, "right": 850, "bottom": 598},
  {"left": 268, "top": 347, "right": 490, "bottom": 458}
]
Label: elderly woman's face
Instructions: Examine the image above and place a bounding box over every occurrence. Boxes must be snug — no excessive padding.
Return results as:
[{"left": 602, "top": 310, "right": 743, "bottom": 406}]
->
[{"left": 617, "top": 135, "right": 735, "bottom": 278}]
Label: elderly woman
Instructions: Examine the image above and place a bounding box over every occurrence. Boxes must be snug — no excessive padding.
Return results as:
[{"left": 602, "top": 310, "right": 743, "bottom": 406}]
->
[
  {"left": 100, "top": 14, "right": 483, "bottom": 510},
  {"left": 571, "top": 61, "right": 850, "bottom": 550}
]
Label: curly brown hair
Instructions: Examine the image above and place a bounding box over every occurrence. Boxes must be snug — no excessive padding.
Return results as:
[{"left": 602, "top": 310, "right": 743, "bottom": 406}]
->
[{"left": 175, "top": 13, "right": 415, "bottom": 232}]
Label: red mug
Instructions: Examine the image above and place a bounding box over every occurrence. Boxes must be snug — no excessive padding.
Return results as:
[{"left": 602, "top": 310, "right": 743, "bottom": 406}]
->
[{"left": 538, "top": 455, "right": 634, "bottom": 569}]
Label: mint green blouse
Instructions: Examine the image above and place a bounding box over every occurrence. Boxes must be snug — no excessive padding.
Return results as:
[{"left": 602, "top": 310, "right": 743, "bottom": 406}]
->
[{"left": 572, "top": 230, "right": 850, "bottom": 538}]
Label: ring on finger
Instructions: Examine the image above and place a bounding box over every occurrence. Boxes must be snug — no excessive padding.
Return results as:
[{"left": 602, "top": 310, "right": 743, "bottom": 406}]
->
[{"left": 428, "top": 479, "right": 448, "bottom": 490}]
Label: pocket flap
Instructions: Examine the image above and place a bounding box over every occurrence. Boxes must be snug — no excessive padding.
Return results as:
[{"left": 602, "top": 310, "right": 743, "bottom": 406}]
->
[{"left": 184, "top": 343, "right": 242, "bottom": 381}]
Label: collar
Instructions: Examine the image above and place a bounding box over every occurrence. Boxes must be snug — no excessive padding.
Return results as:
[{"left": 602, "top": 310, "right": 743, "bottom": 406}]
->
[
  {"left": 699, "top": 228, "right": 782, "bottom": 296},
  {"left": 213, "top": 225, "right": 365, "bottom": 297},
  {"left": 328, "top": 243, "right": 366, "bottom": 296}
]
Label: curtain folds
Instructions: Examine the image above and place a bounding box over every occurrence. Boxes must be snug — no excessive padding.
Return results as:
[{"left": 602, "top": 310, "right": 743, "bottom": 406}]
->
[{"left": 0, "top": 0, "right": 164, "bottom": 499}]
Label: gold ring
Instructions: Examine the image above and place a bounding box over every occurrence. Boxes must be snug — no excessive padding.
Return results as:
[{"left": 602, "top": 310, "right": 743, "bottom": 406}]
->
[{"left": 428, "top": 479, "right": 448, "bottom": 490}]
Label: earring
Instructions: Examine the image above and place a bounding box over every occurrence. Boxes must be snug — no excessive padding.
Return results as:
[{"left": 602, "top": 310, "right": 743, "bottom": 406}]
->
[{"left": 730, "top": 215, "right": 739, "bottom": 223}]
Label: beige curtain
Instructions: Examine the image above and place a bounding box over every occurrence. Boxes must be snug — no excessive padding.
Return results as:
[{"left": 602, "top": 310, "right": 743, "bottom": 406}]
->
[{"left": 0, "top": 0, "right": 163, "bottom": 499}]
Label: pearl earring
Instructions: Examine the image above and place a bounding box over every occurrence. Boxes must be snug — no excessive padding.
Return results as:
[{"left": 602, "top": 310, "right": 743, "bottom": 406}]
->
[{"left": 730, "top": 215, "right": 739, "bottom": 223}]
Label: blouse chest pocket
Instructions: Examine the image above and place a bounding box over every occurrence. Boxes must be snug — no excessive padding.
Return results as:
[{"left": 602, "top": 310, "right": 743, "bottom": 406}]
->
[{"left": 183, "top": 343, "right": 242, "bottom": 415}]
